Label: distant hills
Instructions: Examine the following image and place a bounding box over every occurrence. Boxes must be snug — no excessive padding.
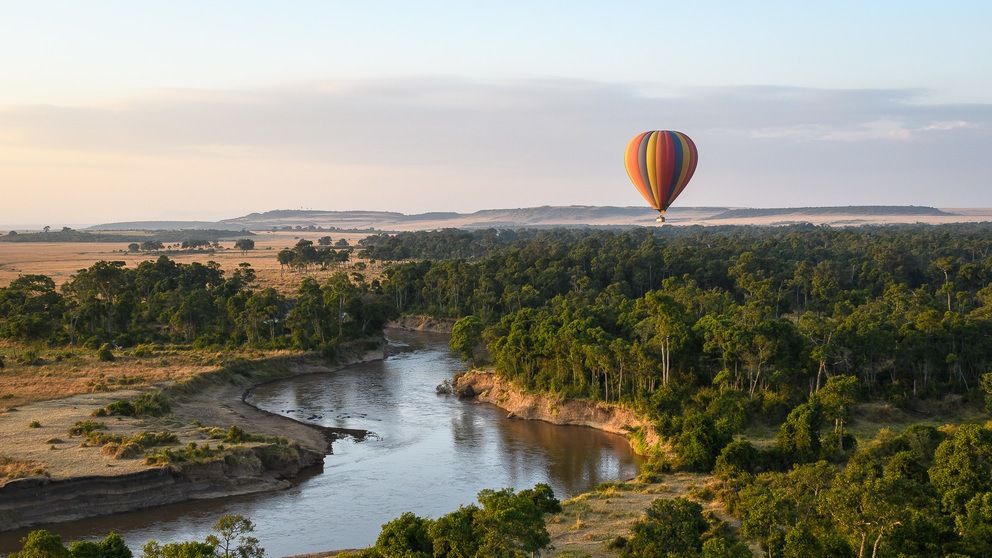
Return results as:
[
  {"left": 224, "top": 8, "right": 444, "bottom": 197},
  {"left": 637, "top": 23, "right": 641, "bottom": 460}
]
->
[{"left": 85, "top": 205, "right": 988, "bottom": 232}]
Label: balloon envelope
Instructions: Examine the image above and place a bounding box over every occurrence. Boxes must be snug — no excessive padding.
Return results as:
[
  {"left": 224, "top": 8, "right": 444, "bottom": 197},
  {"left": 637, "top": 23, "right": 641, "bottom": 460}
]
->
[{"left": 624, "top": 130, "right": 698, "bottom": 213}]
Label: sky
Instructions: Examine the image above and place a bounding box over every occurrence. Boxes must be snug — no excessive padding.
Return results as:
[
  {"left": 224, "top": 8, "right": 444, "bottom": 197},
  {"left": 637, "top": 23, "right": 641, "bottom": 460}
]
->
[{"left": 1, "top": 1, "right": 990, "bottom": 225}]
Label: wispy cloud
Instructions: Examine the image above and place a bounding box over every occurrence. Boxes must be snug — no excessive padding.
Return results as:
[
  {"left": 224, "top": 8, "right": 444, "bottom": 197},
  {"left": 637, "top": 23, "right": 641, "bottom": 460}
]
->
[{"left": 1, "top": 78, "right": 990, "bottom": 222}]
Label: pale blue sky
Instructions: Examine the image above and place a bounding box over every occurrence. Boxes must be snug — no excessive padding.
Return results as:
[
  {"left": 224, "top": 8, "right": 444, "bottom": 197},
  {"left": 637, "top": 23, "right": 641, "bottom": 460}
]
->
[{"left": 1, "top": 1, "right": 990, "bottom": 223}]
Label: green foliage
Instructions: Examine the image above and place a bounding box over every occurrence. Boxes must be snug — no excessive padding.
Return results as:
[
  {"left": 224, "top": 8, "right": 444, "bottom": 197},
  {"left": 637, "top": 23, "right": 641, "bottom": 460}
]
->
[
  {"left": 928, "top": 424, "right": 992, "bottom": 517},
  {"left": 775, "top": 402, "right": 822, "bottom": 464},
  {"left": 67, "top": 533, "right": 132, "bottom": 558},
  {"left": 144, "top": 442, "right": 221, "bottom": 466},
  {"left": 714, "top": 439, "right": 761, "bottom": 479},
  {"left": 700, "top": 537, "right": 753, "bottom": 558},
  {"left": 981, "top": 372, "right": 992, "bottom": 413},
  {"left": 85, "top": 431, "right": 178, "bottom": 459},
  {"left": 0, "top": 255, "right": 392, "bottom": 349},
  {"left": 205, "top": 514, "right": 264, "bottom": 558},
  {"left": 97, "top": 391, "right": 171, "bottom": 418},
  {"left": 364, "top": 483, "right": 558, "bottom": 558},
  {"left": 233, "top": 239, "right": 255, "bottom": 254},
  {"left": 10, "top": 530, "right": 68, "bottom": 558},
  {"left": 673, "top": 411, "right": 730, "bottom": 471},
  {"left": 373, "top": 512, "right": 433, "bottom": 558},
  {"left": 97, "top": 343, "right": 115, "bottom": 362},
  {"left": 449, "top": 315, "right": 484, "bottom": 363},
  {"left": 141, "top": 541, "right": 215, "bottom": 558},
  {"left": 68, "top": 420, "right": 107, "bottom": 436},
  {"left": 623, "top": 497, "right": 708, "bottom": 558}
]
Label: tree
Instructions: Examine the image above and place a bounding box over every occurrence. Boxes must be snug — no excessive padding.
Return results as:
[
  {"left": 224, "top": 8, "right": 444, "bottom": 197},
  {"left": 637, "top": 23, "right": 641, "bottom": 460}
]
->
[
  {"left": 450, "top": 315, "right": 484, "bottom": 363},
  {"left": 68, "top": 533, "right": 132, "bottom": 558},
  {"left": 140, "top": 541, "right": 214, "bottom": 558},
  {"left": 206, "top": 514, "right": 264, "bottom": 558},
  {"left": 428, "top": 506, "right": 479, "bottom": 558},
  {"left": 318, "top": 236, "right": 333, "bottom": 246},
  {"left": 776, "top": 402, "right": 822, "bottom": 464},
  {"left": 127, "top": 243, "right": 140, "bottom": 252},
  {"left": 373, "top": 512, "right": 433, "bottom": 558},
  {"left": 335, "top": 238, "right": 349, "bottom": 247},
  {"left": 10, "top": 530, "right": 68, "bottom": 558},
  {"left": 928, "top": 424, "right": 992, "bottom": 517},
  {"left": 43, "top": 226, "right": 51, "bottom": 233},
  {"left": 981, "top": 372, "right": 992, "bottom": 413},
  {"left": 623, "top": 497, "right": 708, "bottom": 558},
  {"left": 474, "top": 485, "right": 558, "bottom": 556},
  {"left": 234, "top": 239, "right": 255, "bottom": 255},
  {"left": 701, "top": 537, "right": 753, "bottom": 558},
  {"left": 140, "top": 240, "right": 164, "bottom": 252}
]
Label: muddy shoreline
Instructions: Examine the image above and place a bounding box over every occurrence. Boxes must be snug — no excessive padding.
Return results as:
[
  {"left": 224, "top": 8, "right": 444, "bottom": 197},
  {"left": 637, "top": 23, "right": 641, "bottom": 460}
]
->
[{"left": 0, "top": 347, "right": 385, "bottom": 532}]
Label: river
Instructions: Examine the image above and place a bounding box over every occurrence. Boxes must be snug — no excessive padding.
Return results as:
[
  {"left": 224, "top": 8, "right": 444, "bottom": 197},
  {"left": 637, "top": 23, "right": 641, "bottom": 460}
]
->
[{"left": 0, "top": 331, "right": 641, "bottom": 556}]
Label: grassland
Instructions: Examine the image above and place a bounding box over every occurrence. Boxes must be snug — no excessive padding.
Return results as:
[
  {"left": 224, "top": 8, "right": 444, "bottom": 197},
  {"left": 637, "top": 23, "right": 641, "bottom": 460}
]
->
[
  {"left": 0, "top": 230, "right": 381, "bottom": 292},
  {"left": 0, "top": 340, "right": 272, "bottom": 408}
]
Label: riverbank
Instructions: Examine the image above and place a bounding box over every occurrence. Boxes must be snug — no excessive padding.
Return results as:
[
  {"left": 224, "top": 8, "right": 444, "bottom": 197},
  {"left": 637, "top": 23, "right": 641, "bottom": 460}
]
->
[
  {"left": 453, "top": 370, "right": 662, "bottom": 454},
  {"left": 0, "top": 344, "right": 385, "bottom": 532},
  {"left": 385, "top": 315, "right": 455, "bottom": 334}
]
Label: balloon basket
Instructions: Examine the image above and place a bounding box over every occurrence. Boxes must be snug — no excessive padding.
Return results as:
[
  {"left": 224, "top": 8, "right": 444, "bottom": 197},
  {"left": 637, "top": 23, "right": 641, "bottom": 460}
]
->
[{"left": 655, "top": 215, "right": 666, "bottom": 223}]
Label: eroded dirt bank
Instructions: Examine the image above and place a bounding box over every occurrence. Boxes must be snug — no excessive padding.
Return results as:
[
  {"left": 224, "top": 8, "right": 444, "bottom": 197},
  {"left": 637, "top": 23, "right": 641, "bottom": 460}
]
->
[
  {"left": 0, "top": 348, "right": 384, "bottom": 531},
  {"left": 386, "top": 315, "right": 456, "bottom": 334},
  {"left": 454, "top": 370, "right": 662, "bottom": 453}
]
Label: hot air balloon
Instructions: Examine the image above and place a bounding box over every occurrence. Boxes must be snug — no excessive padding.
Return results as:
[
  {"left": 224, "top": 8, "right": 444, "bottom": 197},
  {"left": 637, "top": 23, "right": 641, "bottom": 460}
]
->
[{"left": 624, "top": 130, "right": 698, "bottom": 222}]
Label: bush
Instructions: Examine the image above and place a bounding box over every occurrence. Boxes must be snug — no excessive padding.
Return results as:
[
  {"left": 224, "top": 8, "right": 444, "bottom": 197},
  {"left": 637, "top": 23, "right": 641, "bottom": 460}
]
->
[
  {"left": 97, "top": 391, "right": 171, "bottom": 417},
  {"left": 97, "top": 343, "right": 115, "bottom": 362},
  {"left": 624, "top": 497, "right": 708, "bottom": 558},
  {"left": 29, "top": 421, "right": 41, "bottom": 428},
  {"left": 69, "top": 420, "right": 106, "bottom": 436},
  {"left": 715, "top": 439, "right": 762, "bottom": 479}
]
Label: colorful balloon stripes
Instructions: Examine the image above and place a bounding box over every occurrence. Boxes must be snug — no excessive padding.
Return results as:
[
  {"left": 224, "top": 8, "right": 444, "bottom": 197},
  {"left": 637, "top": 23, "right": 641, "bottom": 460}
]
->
[{"left": 624, "top": 130, "right": 698, "bottom": 215}]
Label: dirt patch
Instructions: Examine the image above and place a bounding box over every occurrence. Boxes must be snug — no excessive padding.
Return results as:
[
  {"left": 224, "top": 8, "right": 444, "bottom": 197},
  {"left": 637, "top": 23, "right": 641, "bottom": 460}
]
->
[
  {"left": 547, "top": 474, "right": 730, "bottom": 557},
  {"left": 454, "top": 370, "right": 662, "bottom": 454}
]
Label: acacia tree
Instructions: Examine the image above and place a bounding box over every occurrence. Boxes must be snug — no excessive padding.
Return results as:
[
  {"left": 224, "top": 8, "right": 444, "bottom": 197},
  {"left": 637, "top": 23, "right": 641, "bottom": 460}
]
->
[{"left": 234, "top": 238, "right": 255, "bottom": 255}]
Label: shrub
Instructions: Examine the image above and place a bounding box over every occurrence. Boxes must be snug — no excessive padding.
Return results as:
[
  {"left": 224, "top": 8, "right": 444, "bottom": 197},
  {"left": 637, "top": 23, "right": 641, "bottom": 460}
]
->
[
  {"left": 624, "top": 498, "right": 708, "bottom": 558},
  {"left": 145, "top": 442, "right": 221, "bottom": 466},
  {"left": 97, "top": 391, "right": 171, "bottom": 417},
  {"left": 715, "top": 439, "right": 762, "bottom": 479},
  {"left": 29, "top": 421, "right": 41, "bottom": 428},
  {"left": 69, "top": 420, "right": 107, "bottom": 436},
  {"left": 97, "top": 343, "right": 115, "bottom": 362}
]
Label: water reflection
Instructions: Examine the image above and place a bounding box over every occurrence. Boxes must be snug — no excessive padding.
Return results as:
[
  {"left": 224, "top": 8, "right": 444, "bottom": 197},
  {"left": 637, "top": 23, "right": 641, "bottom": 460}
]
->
[{"left": 0, "top": 331, "right": 640, "bottom": 556}]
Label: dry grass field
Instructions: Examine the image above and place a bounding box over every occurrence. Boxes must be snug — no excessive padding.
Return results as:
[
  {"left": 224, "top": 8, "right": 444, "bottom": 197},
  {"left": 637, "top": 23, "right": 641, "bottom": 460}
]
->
[
  {"left": 0, "top": 231, "right": 383, "bottom": 292},
  {"left": 0, "top": 340, "right": 278, "bottom": 408}
]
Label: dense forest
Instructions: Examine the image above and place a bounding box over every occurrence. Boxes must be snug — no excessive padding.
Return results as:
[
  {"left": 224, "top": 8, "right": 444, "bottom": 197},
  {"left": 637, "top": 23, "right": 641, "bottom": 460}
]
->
[
  {"left": 371, "top": 224, "right": 992, "bottom": 557},
  {"left": 0, "top": 256, "right": 393, "bottom": 352}
]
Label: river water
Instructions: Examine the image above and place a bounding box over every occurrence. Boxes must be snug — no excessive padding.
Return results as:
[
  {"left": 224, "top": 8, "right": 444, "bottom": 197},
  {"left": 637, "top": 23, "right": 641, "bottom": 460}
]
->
[{"left": 1, "top": 331, "right": 640, "bottom": 556}]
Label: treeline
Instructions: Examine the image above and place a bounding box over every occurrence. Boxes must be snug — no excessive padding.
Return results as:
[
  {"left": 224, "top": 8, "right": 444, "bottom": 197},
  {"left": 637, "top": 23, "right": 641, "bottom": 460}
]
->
[
  {"left": 385, "top": 224, "right": 992, "bottom": 396},
  {"left": 9, "top": 514, "right": 262, "bottom": 558},
  {"left": 358, "top": 229, "right": 523, "bottom": 260},
  {"left": 0, "top": 256, "right": 393, "bottom": 350},
  {"left": 717, "top": 421, "right": 992, "bottom": 557},
  {"left": 380, "top": 225, "right": 992, "bottom": 465},
  {"left": 1, "top": 228, "right": 249, "bottom": 243},
  {"left": 277, "top": 239, "right": 352, "bottom": 272}
]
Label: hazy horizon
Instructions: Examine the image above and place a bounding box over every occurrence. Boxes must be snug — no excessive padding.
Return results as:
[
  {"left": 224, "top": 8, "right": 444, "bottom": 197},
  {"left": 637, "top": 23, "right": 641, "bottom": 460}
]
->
[{"left": 2, "top": 1, "right": 989, "bottom": 224}]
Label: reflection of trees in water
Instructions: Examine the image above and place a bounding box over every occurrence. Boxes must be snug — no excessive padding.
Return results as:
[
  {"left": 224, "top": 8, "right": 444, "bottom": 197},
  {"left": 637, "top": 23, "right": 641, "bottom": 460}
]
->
[{"left": 494, "top": 418, "right": 641, "bottom": 497}]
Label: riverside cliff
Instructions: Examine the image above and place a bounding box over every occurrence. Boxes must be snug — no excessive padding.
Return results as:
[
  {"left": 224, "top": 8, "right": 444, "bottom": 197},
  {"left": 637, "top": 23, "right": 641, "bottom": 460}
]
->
[{"left": 454, "top": 370, "right": 662, "bottom": 454}]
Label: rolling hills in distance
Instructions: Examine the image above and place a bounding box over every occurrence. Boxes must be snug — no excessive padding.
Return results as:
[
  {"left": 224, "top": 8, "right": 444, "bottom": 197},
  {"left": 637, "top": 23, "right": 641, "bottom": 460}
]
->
[{"left": 80, "top": 205, "right": 992, "bottom": 233}]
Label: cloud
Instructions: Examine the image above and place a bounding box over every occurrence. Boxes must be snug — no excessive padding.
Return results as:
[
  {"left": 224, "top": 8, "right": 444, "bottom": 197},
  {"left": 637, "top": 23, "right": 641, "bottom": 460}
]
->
[{"left": 0, "top": 78, "right": 990, "bottom": 221}]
